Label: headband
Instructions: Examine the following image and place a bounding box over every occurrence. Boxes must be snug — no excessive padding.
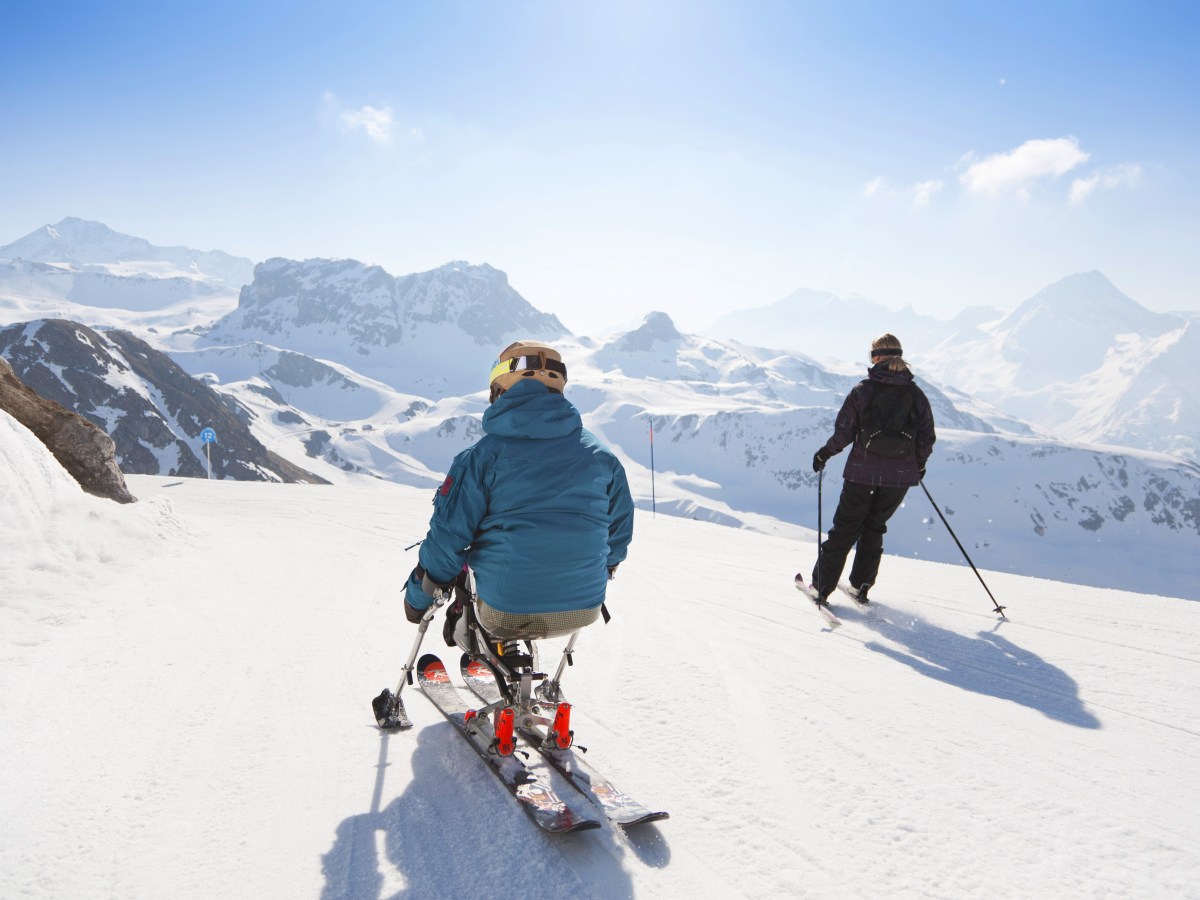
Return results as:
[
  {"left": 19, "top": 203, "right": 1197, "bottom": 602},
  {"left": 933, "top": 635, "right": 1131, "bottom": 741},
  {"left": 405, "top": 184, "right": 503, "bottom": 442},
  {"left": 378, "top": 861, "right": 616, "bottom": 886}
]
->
[{"left": 870, "top": 348, "right": 903, "bottom": 358}]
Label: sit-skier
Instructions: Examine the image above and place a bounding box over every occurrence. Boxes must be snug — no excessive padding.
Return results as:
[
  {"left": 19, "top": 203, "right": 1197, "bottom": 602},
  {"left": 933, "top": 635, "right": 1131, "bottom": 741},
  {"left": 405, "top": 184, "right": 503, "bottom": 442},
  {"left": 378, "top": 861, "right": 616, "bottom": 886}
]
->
[{"left": 403, "top": 340, "right": 635, "bottom": 668}]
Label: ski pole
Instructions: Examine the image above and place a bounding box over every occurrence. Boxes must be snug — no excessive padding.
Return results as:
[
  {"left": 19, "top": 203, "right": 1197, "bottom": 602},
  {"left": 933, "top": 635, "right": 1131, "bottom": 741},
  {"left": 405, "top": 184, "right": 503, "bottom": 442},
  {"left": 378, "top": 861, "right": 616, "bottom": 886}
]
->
[
  {"left": 372, "top": 588, "right": 451, "bottom": 728},
  {"left": 815, "top": 469, "right": 824, "bottom": 595},
  {"left": 920, "top": 480, "right": 1007, "bottom": 618}
]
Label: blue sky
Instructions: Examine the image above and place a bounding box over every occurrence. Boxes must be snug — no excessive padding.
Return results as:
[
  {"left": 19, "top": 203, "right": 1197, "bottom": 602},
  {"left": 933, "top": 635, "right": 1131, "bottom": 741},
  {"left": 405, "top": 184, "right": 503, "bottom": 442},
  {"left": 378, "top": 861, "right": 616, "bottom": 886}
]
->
[{"left": 2, "top": 1, "right": 1197, "bottom": 333}]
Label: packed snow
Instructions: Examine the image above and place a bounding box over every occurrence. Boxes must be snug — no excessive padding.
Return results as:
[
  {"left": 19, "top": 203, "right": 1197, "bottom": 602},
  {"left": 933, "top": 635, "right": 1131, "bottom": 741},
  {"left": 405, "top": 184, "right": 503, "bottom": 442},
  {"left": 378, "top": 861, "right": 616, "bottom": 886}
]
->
[{"left": 2, "top": 410, "right": 1197, "bottom": 899}]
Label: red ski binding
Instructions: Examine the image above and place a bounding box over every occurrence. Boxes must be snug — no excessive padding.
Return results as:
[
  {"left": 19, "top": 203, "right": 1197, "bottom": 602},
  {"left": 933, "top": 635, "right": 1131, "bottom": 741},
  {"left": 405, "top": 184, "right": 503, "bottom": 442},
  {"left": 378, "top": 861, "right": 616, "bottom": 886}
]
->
[
  {"left": 549, "top": 702, "right": 574, "bottom": 750},
  {"left": 494, "top": 708, "right": 516, "bottom": 756}
]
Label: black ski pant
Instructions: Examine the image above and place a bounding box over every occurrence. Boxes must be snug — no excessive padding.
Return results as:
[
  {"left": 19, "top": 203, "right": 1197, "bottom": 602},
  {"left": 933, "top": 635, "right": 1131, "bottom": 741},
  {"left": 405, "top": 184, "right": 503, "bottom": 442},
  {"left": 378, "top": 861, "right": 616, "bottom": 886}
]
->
[{"left": 812, "top": 481, "right": 909, "bottom": 596}]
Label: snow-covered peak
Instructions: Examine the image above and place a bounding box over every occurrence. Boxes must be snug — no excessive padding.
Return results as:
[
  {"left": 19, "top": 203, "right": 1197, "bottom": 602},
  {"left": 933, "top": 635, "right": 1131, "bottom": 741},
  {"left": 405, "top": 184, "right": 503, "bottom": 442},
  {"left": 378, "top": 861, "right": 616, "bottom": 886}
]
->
[
  {"left": 984, "top": 271, "right": 1180, "bottom": 389},
  {"left": 202, "top": 257, "right": 566, "bottom": 397},
  {"left": 919, "top": 272, "right": 1198, "bottom": 458},
  {"left": 0, "top": 218, "right": 254, "bottom": 290},
  {"left": 605, "top": 311, "right": 682, "bottom": 352},
  {"left": 0, "top": 217, "right": 154, "bottom": 264},
  {"left": 999, "top": 270, "right": 1164, "bottom": 338}
]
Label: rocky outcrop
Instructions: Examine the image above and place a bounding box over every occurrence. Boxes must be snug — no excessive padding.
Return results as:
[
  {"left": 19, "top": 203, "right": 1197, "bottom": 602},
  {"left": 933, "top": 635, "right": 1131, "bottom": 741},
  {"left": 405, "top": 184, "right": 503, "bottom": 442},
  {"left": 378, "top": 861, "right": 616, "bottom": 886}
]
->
[
  {"left": 0, "top": 356, "right": 136, "bottom": 503},
  {"left": 0, "top": 319, "right": 328, "bottom": 485}
]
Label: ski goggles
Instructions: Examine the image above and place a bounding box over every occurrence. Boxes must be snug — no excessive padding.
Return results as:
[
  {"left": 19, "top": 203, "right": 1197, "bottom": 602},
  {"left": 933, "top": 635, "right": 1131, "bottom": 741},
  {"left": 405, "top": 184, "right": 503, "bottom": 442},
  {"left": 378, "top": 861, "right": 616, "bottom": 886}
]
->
[
  {"left": 870, "top": 347, "right": 903, "bottom": 358},
  {"left": 488, "top": 353, "right": 568, "bottom": 385}
]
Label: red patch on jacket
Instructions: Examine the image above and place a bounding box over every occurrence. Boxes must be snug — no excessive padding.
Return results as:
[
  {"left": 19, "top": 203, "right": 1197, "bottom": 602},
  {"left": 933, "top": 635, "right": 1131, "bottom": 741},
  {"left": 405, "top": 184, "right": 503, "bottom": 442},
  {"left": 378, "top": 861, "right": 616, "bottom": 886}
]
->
[{"left": 439, "top": 475, "right": 454, "bottom": 496}]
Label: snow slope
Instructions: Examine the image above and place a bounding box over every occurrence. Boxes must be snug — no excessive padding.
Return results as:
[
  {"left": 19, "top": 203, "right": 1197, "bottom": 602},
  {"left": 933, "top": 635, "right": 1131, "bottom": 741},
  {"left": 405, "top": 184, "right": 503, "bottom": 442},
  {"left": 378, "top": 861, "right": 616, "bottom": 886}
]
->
[{"left": 2, "top": 420, "right": 1197, "bottom": 899}]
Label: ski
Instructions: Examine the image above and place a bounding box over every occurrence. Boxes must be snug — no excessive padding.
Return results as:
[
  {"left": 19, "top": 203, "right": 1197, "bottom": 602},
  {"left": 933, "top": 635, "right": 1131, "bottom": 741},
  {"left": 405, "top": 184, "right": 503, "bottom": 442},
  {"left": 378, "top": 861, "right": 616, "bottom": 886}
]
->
[
  {"left": 416, "top": 653, "right": 601, "bottom": 835},
  {"left": 838, "top": 582, "right": 871, "bottom": 608},
  {"left": 794, "top": 578, "right": 843, "bottom": 628},
  {"left": 460, "top": 655, "right": 670, "bottom": 829}
]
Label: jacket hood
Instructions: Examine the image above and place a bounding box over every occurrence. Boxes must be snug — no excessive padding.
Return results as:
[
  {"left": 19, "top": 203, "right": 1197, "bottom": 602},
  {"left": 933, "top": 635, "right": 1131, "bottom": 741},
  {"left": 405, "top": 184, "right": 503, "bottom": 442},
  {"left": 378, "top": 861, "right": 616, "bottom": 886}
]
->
[
  {"left": 867, "top": 362, "right": 915, "bottom": 386},
  {"left": 483, "top": 379, "right": 582, "bottom": 440}
]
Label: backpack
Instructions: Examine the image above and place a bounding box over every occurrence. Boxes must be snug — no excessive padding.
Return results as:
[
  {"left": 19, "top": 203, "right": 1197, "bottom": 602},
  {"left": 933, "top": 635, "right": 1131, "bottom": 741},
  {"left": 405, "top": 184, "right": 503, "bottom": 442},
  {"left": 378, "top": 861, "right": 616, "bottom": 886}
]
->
[{"left": 857, "top": 382, "right": 917, "bottom": 459}]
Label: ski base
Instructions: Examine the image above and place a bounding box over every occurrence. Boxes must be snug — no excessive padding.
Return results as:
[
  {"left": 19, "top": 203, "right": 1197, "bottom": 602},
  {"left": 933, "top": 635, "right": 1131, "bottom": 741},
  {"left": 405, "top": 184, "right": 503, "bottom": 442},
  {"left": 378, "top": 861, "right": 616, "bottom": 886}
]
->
[
  {"left": 460, "top": 655, "right": 670, "bottom": 829},
  {"left": 416, "top": 653, "right": 601, "bottom": 835},
  {"left": 794, "top": 579, "right": 843, "bottom": 628}
]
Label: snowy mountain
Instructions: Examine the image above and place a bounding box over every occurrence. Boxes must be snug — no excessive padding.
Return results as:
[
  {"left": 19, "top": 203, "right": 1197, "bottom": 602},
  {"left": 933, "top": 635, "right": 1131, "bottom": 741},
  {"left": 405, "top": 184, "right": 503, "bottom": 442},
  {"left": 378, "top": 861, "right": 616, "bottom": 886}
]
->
[
  {"left": 0, "top": 218, "right": 252, "bottom": 335},
  {"left": 0, "top": 217, "right": 253, "bottom": 288},
  {"left": 171, "top": 340, "right": 481, "bottom": 486},
  {"left": 199, "top": 257, "right": 568, "bottom": 396},
  {"left": 705, "top": 286, "right": 1003, "bottom": 365},
  {"left": 919, "top": 271, "right": 1198, "bottom": 459},
  {"left": 174, "top": 309, "right": 1200, "bottom": 599},
  {"left": 0, "top": 319, "right": 323, "bottom": 483},
  {"left": 3, "top": 427, "right": 1197, "bottom": 898},
  {"left": 0, "top": 221, "right": 1196, "bottom": 600},
  {"left": 573, "top": 317, "right": 1200, "bottom": 599}
]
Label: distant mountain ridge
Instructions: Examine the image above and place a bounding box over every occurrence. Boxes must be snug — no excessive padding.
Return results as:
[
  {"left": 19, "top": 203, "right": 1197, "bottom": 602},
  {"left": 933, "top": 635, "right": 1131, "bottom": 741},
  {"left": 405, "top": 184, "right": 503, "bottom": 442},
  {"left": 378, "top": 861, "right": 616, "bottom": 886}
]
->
[
  {"left": 0, "top": 218, "right": 252, "bottom": 332},
  {"left": 0, "top": 217, "right": 254, "bottom": 288},
  {"left": 705, "top": 287, "right": 1003, "bottom": 364},
  {"left": 200, "top": 257, "right": 567, "bottom": 396},
  {"left": 919, "top": 271, "right": 1197, "bottom": 459}
]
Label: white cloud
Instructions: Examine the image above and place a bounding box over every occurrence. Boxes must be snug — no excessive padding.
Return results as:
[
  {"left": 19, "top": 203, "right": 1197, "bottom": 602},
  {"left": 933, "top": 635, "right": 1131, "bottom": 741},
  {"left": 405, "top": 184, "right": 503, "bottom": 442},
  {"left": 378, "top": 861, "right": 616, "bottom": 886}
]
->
[
  {"left": 339, "top": 105, "right": 396, "bottom": 145},
  {"left": 862, "top": 176, "right": 942, "bottom": 209},
  {"left": 912, "top": 180, "right": 944, "bottom": 208},
  {"left": 321, "top": 91, "right": 415, "bottom": 146},
  {"left": 1069, "top": 163, "right": 1144, "bottom": 204},
  {"left": 960, "top": 137, "right": 1090, "bottom": 198},
  {"left": 863, "top": 176, "right": 886, "bottom": 198}
]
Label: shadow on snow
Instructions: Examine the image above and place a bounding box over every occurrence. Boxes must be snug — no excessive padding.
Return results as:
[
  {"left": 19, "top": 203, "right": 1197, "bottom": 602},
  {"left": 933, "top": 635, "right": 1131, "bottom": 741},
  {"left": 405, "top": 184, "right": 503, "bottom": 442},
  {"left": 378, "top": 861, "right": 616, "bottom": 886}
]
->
[
  {"left": 850, "top": 605, "right": 1101, "bottom": 729},
  {"left": 321, "top": 722, "right": 666, "bottom": 899}
]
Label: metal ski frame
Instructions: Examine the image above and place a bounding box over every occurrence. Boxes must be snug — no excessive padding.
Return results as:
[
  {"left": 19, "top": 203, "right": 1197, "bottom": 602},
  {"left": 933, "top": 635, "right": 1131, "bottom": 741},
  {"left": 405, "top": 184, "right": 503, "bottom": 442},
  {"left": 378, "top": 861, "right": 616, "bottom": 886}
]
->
[
  {"left": 920, "top": 479, "right": 1007, "bottom": 618},
  {"left": 372, "top": 589, "right": 451, "bottom": 729},
  {"left": 456, "top": 616, "right": 584, "bottom": 749}
]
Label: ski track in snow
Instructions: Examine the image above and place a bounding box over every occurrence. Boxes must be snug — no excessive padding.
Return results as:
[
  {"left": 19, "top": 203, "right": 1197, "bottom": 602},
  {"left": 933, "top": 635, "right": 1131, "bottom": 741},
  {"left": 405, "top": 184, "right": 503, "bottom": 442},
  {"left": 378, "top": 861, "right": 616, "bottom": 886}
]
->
[{"left": 2, "top": 466, "right": 1198, "bottom": 899}]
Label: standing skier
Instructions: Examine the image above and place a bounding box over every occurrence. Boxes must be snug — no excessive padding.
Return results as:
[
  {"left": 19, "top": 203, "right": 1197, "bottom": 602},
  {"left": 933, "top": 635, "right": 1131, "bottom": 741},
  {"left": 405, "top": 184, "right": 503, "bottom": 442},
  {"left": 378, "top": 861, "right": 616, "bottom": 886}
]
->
[
  {"left": 403, "top": 340, "right": 635, "bottom": 642},
  {"left": 800, "top": 333, "right": 935, "bottom": 605}
]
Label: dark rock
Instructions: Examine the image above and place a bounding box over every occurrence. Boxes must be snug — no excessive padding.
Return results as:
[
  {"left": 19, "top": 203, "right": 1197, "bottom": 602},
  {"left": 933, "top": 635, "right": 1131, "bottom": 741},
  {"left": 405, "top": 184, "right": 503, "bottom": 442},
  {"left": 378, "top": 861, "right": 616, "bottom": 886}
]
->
[{"left": 0, "top": 355, "right": 136, "bottom": 503}]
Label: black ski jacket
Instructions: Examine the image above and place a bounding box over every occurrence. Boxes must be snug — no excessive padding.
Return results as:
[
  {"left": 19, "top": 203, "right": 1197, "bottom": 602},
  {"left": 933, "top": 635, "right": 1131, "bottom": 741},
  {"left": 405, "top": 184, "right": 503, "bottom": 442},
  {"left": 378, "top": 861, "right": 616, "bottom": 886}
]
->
[{"left": 819, "top": 364, "right": 936, "bottom": 488}]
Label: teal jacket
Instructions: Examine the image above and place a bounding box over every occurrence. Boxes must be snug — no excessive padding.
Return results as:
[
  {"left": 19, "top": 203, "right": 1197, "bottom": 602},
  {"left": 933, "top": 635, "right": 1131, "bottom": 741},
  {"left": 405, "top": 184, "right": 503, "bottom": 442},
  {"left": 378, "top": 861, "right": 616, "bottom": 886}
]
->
[{"left": 408, "top": 379, "right": 635, "bottom": 614}]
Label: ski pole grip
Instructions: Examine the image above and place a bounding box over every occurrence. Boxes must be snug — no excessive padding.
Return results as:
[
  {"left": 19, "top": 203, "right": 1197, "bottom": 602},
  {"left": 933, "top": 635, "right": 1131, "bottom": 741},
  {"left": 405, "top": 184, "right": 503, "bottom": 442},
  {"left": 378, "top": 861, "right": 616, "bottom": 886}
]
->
[{"left": 421, "top": 569, "right": 456, "bottom": 600}]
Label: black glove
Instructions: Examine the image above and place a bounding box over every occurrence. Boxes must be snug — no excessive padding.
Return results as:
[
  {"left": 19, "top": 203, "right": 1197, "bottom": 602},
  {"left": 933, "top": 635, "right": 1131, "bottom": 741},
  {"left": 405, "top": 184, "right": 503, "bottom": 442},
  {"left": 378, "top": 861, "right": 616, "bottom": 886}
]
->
[
  {"left": 607, "top": 565, "right": 618, "bottom": 580},
  {"left": 812, "top": 448, "right": 830, "bottom": 473},
  {"left": 918, "top": 462, "right": 927, "bottom": 480},
  {"left": 403, "top": 598, "right": 425, "bottom": 624},
  {"left": 403, "top": 564, "right": 444, "bottom": 624}
]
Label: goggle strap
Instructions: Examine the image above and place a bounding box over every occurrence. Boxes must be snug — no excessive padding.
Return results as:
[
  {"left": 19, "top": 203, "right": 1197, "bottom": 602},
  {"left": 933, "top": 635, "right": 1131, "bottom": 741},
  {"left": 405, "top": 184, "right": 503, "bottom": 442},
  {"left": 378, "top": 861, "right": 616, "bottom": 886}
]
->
[{"left": 489, "top": 354, "right": 568, "bottom": 384}]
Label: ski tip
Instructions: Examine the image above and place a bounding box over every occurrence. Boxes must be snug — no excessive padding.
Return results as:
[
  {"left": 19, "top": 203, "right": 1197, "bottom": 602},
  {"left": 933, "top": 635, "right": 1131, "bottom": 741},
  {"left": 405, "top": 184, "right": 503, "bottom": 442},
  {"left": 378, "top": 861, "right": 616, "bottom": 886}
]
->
[
  {"left": 416, "top": 653, "right": 450, "bottom": 684},
  {"left": 460, "top": 653, "right": 494, "bottom": 681}
]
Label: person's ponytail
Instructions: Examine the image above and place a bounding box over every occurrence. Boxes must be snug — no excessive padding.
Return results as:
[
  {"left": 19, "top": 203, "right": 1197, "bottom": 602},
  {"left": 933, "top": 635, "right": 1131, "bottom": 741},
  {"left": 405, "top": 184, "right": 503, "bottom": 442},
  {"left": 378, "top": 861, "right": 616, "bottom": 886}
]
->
[{"left": 871, "top": 333, "right": 910, "bottom": 373}]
